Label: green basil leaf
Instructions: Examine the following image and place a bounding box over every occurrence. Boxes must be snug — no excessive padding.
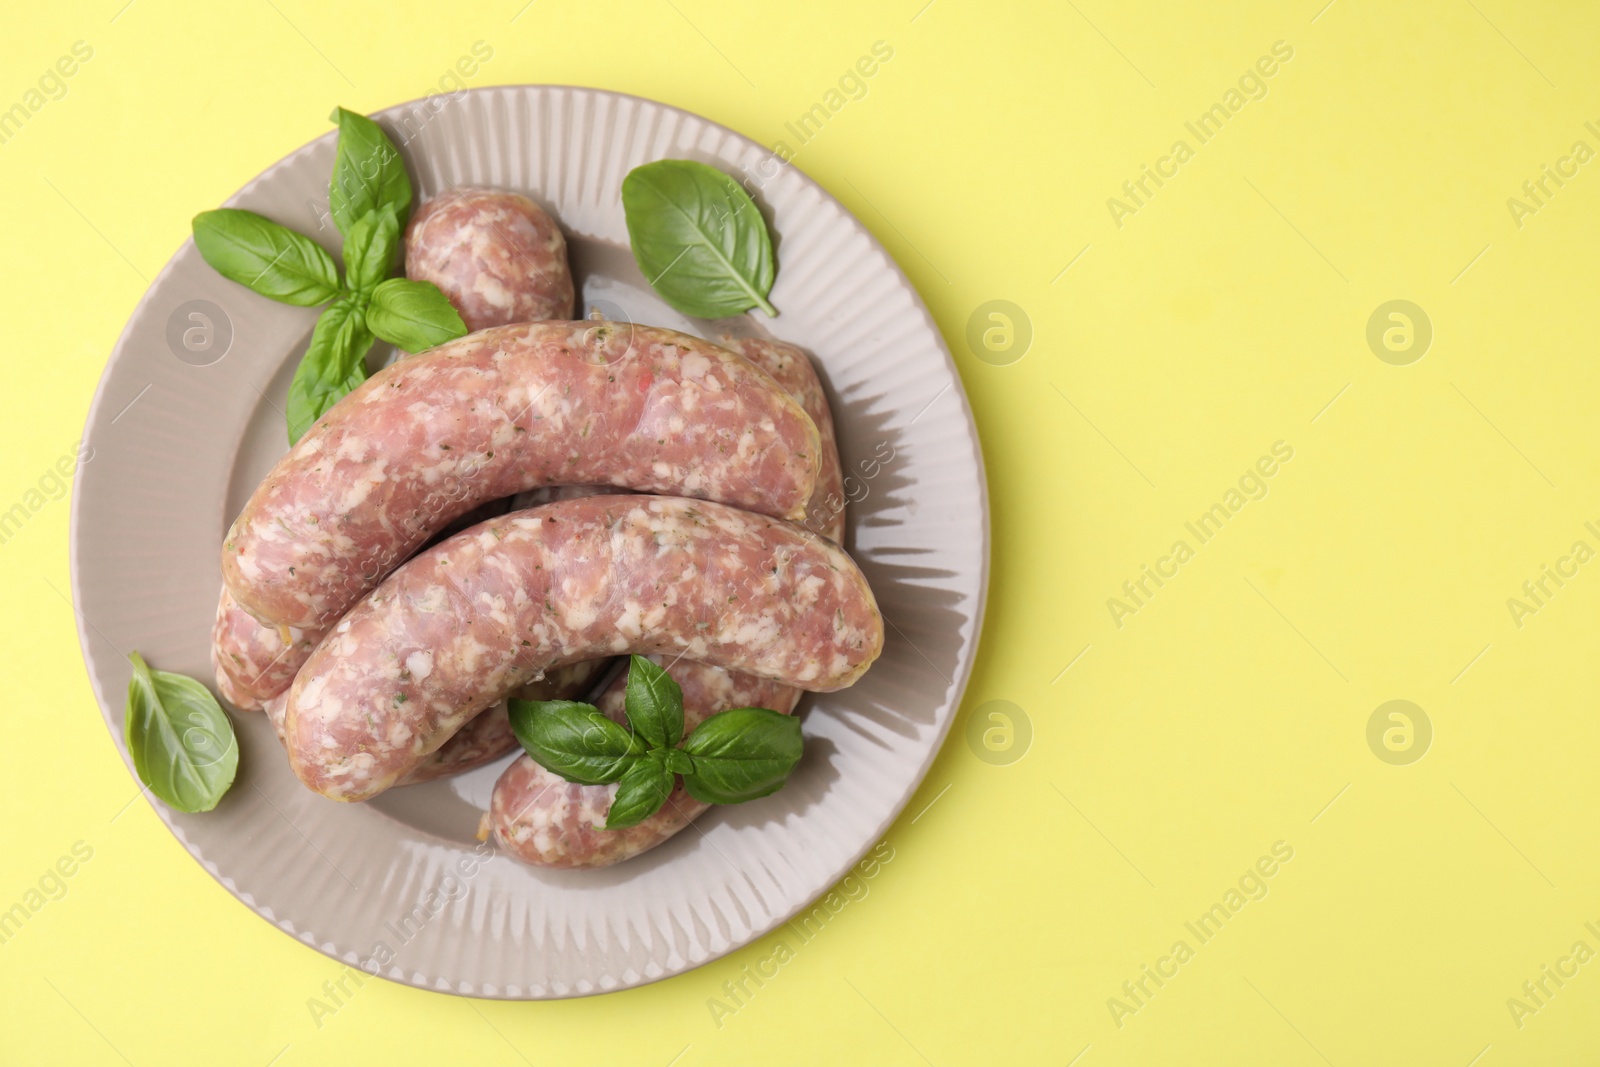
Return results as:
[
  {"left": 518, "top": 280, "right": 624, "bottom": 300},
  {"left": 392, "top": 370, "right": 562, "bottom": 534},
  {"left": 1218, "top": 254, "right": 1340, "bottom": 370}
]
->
[
  {"left": 286, "top": 298, "right": 374, "bottom": 445},
  {"left": 681, "top": 707, "right": 802, "bottom": 805},
  {"left": 622, "top": 655, "right": 684, "bottom": 749},
  {"left": 509, "top": 699, "right": 647, "bottom": 785},
  {"left": 604, "top": 754, "right": 675, "bottom": 830},
  {"left": 124, "top": 652, "right": 238, "bottom": 813},
  {"left": 366, "top": 278, "right": 468, "bottom": 354},
  {"left": 192, "top": 208, "right": 340, "bottom": 307},
  {"left": 663, "top": 748, "right": 694, "bottom": 776},
  {"left": 343, "top": 205, "right": 400, "bottom": 296},
  {"left": 621, "top": 159, "right": 778, "bottom": 318},
  {"left": 328, "top": 107, "right": 413, "bottom": 235}
]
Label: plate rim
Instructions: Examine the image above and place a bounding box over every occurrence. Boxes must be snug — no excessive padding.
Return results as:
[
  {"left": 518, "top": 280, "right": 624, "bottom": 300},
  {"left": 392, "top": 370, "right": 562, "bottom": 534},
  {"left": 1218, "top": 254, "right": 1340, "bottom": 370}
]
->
[{"left": 69, "top": 82, "right": 991, "bottom": 999}]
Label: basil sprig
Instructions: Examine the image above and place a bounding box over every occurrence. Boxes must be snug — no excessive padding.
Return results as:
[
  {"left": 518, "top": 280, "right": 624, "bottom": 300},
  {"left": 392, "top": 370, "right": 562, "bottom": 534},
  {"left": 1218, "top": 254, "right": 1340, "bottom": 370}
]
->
[
  {"left": 191, "top": 107, "right": 467, "bottom": 444},
  {"left": 621, "top": 159, "right": 778, "bottom": 318},
  {"left": 124, "top": 652, "right": 238, "bottom": 813},
  {"left": 510, "top": 656, "right": 803, "bottom": 830}
]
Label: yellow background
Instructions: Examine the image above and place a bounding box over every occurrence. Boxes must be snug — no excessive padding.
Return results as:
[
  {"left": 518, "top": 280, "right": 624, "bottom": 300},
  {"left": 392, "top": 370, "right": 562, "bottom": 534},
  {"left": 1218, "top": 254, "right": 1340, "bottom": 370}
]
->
[{"left": 2, "top": 0, "right": 1597, "bottom": 1062}]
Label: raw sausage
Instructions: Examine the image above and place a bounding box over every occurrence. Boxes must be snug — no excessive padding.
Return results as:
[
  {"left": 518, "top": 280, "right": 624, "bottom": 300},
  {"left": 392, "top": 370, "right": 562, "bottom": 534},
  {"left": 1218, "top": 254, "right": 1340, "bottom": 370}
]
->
[
  {"left": 405, "top": 188, "right": 575, "bottom": 330},
  {"left": 211, "top": 489, "right": 611, "bottom": 711},
  {"left": 398, "top": 658, "right": 613, "bottom": 785},
  {"left": 282, "top": 495, "right": 882, "bottom": 801},
  {"left": 224, "top": 324, "right": 821, "bottom": 631},
  {"left": 262, "top": 659, "right": 613, "bottom": 785},
  {"left": 212, "top": 587, "right": 317, "bottom": 711},
  {"left": 212, "top": 497, "right": 520, "bottom": 709},
  {"left": 719, "top": 337, "right": 845, "bottom": 543},
  {"left": 489, "top": 337, "right": 846, "bottom": 867},
  {"left": 222, "top": 322, "right": 822, "bottom": 631},
  {"left": 217, "top": 182, "right": 577, "bottom": 704},
  {"left": 285, "top": 495, "right": 878, "bottom": 801},
  {"left": 491, "top": 660, "right": 798, "bottom": 867}
]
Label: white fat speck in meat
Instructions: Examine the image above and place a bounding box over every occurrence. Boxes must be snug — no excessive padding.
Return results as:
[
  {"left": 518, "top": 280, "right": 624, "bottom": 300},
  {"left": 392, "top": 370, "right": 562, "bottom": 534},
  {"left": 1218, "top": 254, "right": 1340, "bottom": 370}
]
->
[
  {"left": 614, "top": 601, "right": 643, "bottom": 639},
  {"left": 680, "top": 352, "right": 711, "bottom": 380},
  {"left": 404, "top": 651, "right": 433, "bottom": 680}
]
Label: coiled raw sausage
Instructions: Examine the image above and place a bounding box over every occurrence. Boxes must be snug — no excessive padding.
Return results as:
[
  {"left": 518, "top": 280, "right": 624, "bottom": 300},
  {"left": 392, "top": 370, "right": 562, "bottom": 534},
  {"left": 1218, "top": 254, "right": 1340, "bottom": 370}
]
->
[
  {"left": 222, "top": 322, "right": 821, "bottom": 631},
  {"left": 283, "top": 495, "right": 882, "bottom": 801},
  {"left": 489, "top": 337, "right": 848, "bottom": 866}
]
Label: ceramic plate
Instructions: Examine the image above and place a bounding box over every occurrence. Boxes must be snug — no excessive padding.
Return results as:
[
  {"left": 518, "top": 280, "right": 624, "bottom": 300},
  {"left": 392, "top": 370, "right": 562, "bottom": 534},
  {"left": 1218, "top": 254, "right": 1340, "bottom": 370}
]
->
[{"left": 70, "top": 85, "right": 987, "bottom": 998}]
